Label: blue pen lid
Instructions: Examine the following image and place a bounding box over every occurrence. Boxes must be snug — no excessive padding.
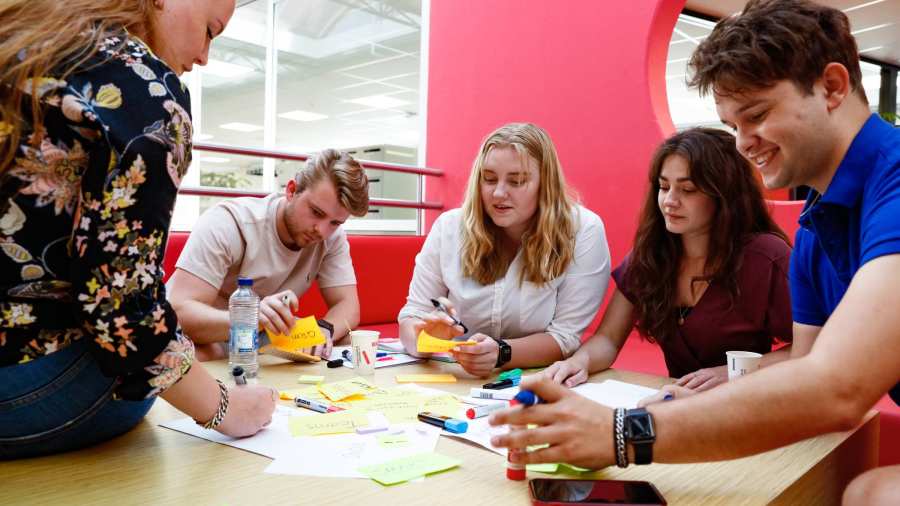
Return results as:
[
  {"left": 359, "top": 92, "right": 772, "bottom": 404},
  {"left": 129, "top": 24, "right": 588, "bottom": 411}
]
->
[
  {"left": 513, "top": 389, "right": 541, "bottom": 406},
  {"left": 444, "top": 419, "right": 468, "bottom": 433}
]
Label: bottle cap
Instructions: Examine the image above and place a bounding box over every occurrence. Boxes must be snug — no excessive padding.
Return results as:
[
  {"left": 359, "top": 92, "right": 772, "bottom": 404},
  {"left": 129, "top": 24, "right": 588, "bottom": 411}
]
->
[
  {"left": 506, "top": 457, "right": 526, "bottom": 480},
  {"left": 237, "top": 277, "right": 253, "bottom": 286}
]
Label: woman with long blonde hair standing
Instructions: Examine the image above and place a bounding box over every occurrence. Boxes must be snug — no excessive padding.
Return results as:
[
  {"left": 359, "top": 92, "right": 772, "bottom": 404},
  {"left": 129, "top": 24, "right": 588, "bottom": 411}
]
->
[
  {"left": 0, "top": 0, "right": 275, "bottom": 459},
  {"left": 398, "top": 123, "right": 610, "bottom": 376}
]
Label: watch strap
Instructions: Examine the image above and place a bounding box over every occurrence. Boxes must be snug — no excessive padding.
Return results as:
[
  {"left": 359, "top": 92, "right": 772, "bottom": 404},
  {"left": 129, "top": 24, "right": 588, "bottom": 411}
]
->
[{"left": 624, "top": 407, "right": 655, "bottom": 465}]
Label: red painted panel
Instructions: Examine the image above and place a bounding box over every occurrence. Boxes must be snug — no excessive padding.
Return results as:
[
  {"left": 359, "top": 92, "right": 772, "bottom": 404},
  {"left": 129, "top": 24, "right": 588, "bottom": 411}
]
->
[{"left": 425, "top": 0, "right": 683, "bottom": 278}]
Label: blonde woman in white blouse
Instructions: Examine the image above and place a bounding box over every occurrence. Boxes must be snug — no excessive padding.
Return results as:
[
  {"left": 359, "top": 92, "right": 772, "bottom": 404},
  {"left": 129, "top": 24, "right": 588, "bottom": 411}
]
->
[{"left": 398, "top": 123, "right": 611, "bottom": 377}]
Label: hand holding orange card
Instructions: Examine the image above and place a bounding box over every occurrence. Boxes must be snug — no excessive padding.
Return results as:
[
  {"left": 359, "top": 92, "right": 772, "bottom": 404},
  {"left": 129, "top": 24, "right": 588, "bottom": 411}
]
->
[
  {"left": 416, "top": 330, "right": 475, "bottom": 353},
  {"left": 268, "top": 315, "right": 326, "bottom": 349}
]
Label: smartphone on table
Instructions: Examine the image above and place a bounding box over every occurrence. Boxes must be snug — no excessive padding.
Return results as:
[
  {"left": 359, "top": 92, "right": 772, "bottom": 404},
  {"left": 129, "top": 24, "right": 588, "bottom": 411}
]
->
[{"left": 529, "top": 479, "right": 666, "bottom": 506}]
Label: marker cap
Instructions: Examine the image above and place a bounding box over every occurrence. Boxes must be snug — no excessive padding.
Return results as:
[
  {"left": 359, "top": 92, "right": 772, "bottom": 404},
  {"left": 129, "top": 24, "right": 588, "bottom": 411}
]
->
[
  {"left": 506, "top": 456, "right": 526, "bottom": 480},
  {"left": 513, "top": 390, "right": 541, "bottom": 406},
  {"left": 444, "top": 419, "right": 468, "bottom": 434}
]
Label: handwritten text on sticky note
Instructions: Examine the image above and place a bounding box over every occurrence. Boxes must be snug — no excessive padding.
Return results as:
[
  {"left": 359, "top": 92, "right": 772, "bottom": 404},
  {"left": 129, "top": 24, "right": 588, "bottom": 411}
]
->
[
  {"left": 358, "top": 452, "right": 461, "bottom": 485},
  {"left": 288, "top": 409, "right": 368, "bottom": 437},
  {"left": 269, "top": 315, "right": 325, "bottom": 349}
]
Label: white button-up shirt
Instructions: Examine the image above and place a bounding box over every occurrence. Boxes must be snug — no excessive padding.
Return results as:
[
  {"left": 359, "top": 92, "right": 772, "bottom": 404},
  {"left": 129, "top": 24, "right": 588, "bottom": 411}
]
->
[{"left": 398, "top": 206, "right": 611, "bottom": 357}]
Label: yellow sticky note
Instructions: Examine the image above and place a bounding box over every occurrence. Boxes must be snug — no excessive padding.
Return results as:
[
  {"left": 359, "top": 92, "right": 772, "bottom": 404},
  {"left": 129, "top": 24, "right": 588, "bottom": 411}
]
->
[
  {"left": 356, "top": 397, "right": 423, "bottom": 423},
  {"left": 297, "top": 375, "right": 325, "bottom": 385},
  {"left": 288, "top": 409, "right": 369, "bottom": 437},
  {"left": 416, "top": 331, "right": 476, "bottom": 353},
  {"left": 268, "top": 315, "right": 325, "bottom": 350},
  {"left": 318, "top": 377, "right": 378, "bottom": 401},
  {"left": 421, "top": 394, "right": 461, "bottom": 418},
  {"left": 395, "top": 374, "right": 457, "bottom": 383},
  {"left": 358, "top": 452, "right": 461, "bottom": 485},
  {"left": 280, "top": 386, "right": 326, "bottom": 401}
]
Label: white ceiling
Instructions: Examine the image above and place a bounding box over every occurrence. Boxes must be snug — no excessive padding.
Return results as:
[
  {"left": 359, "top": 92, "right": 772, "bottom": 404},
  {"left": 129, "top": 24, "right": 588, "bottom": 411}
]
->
[{"left": 685, "top": 0, "right": 900, "bottom": 67}]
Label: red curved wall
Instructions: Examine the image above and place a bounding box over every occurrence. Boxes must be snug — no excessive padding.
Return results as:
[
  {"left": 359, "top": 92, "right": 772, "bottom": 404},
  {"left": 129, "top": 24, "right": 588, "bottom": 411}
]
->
[{"left": 425, "top": 0, "right": 684, "bottom": 277}]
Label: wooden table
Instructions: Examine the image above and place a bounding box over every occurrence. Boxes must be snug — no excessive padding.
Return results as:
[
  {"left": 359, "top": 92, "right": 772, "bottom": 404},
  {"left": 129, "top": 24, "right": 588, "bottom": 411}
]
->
[{"left": 1, "top": 356, "right": 878, "bottom": 505}]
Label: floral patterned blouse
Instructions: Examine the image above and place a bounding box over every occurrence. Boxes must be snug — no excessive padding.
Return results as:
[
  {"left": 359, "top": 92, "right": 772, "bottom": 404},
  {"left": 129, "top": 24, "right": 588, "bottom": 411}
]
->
[{"left": 0, "top": 32, "right": 194, "bottom": 400}]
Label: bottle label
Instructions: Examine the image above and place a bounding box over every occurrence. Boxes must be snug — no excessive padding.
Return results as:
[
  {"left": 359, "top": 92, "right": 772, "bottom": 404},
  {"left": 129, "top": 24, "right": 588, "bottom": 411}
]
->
[{"left": 231, "top": 326, "right": 258, "bottom": 353}]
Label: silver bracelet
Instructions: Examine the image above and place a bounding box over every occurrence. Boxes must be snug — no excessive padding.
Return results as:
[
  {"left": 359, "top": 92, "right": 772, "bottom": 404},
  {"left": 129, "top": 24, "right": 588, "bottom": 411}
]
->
[
  {"left": 614, "top": 407, "right": 628, "bottom": 468},
  {"left": 197, "top": 379, "right": 229, "bottom": 430}
]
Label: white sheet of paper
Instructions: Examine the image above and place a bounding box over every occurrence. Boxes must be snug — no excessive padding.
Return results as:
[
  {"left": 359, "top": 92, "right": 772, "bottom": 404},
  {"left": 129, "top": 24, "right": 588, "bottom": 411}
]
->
[
  {"left": 329, "top": 345, "right": 423, "bottom": 369},
  {"left": 263, "top": 423, "right": 442, "bottom": 478},
  {"left": 159, "top": 405, "right": 299, "bottom": 459},
  {"left": 571, "top": 379, "right": 659, "bottom": 409}
]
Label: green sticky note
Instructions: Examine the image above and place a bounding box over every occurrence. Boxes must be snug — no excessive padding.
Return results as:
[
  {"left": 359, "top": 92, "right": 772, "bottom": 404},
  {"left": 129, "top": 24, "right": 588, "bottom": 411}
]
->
[
  {"left": 559, "top": 463, "right": 592, "bottom": 473},
  {"left": 498, "top": 368, "right": 522, "bottom": 380},
  {"left": 376, "top": 433, "right": 410, "bottom": 448},
  {"left": 358, "top": 452, "right": 460, "bottom": 486},
  {"left": 297, "top": 375, "right": 325, "bottom": 384},
  {"left": 526, "top": 463, "right": 559, "bottom": 473}
]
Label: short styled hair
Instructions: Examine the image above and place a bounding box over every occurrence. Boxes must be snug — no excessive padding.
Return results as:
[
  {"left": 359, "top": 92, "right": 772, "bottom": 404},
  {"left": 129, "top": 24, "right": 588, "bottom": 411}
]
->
[
  {"left": 688, "top": 0, "right": 866, "bottom": 102},
  {"left": 295, "top": 149, "right": 370, "bottom": 217}
]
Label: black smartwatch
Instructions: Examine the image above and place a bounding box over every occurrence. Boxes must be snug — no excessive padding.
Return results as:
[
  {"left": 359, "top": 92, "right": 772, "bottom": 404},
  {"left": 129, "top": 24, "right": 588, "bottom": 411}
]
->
[
  {"left": 316, "top": 318, "right": 334, "bottom": 339},
  {"left": 623, "top": 408, "right": 656, "bottom": 465},
  {"left": 492, "top": 337, "right": 512, "bottom": 368}
]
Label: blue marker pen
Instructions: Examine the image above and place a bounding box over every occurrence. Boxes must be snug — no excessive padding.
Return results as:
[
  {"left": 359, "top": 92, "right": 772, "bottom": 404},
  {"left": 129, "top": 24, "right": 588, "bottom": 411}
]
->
[
  {"left": 417, "top": 411, "right": 468, "bottom": 434},
  {"left": 663, "top": 392, "right": 675, "bottom": 401},
  {"left": 342, "top": 349, "right": 352, "bottom": 362},
  {"left": 510, "top": 389, "right": 542, "bottom": 407}
]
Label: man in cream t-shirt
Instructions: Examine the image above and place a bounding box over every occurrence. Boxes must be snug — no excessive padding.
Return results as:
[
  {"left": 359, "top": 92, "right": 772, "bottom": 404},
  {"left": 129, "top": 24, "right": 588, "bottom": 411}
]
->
[{"left": 168, "top": 149, "right": 370, "bottom": 360}]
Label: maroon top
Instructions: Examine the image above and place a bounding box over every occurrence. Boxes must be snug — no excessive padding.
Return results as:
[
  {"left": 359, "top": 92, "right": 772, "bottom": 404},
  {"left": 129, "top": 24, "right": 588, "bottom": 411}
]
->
[{"left": 613, "top": 233, "right": 793, "bottom": 378}]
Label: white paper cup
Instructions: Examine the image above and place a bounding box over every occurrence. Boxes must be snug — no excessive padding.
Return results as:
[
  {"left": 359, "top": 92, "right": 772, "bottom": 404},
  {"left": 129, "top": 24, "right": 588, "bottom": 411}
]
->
[
  {"left": 350, "top": 330, "right": 379, "bottom": 376},
  {"left": 726, "top": 351, "right": 762, "bottom": 380}
]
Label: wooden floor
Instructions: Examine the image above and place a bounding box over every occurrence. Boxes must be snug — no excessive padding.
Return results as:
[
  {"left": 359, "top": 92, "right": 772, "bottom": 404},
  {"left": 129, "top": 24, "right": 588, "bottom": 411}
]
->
[{"left": 1, "top": 356, "right": 879, "bottom": 505}]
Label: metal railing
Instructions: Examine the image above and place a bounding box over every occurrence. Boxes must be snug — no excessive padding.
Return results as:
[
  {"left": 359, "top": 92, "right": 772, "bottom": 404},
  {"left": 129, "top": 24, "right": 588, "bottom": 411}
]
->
[{"left": 182, "top": 143, "right": 444, "bottom": 234}]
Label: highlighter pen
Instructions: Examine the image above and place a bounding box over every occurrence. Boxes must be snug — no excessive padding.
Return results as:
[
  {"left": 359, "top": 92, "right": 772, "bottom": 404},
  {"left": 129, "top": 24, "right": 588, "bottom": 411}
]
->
[
  {"left": 465, "top": 402, "right": 506, "bottom": 419},
  {"left": 483, "top": 377, "right": 520, "bottom": 390},
  {"left": 294, "top": 395, "right": 343, "bottom": 413},
  {"left": 470, "top": 387, "right": 518, "bottom": 401},
  {"left": 417, "top": 411, "right": 468, "bottom": 434},
  {"left": 232, "top": 366, "right": 247, "bottom": 385},
  {"left": 430, "top": 298, "right": 469, "bottom": 333}
]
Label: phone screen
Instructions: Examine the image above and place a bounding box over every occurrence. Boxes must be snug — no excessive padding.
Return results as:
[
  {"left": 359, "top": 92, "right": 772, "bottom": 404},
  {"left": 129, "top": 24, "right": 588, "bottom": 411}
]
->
[{"left": 530, "top": 479, "right": 665, "bottom": 505}]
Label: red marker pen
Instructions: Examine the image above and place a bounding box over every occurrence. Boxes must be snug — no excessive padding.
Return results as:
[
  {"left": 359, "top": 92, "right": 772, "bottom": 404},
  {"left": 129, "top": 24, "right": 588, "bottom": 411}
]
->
[{"left": 362, "top": 350, "right": 371, "bottom": 364}]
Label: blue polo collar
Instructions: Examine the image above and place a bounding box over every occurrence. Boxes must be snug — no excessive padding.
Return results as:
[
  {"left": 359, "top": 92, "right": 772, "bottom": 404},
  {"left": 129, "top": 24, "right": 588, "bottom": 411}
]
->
[{"left": 821, "top": 114, "right": 893, "bottom": 208}]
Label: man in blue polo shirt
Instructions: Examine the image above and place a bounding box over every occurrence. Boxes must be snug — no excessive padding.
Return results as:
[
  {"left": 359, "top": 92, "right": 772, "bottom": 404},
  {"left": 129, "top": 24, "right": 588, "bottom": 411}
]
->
[{"left": 489, "top": 1, "right": 900, "bottom": 503}]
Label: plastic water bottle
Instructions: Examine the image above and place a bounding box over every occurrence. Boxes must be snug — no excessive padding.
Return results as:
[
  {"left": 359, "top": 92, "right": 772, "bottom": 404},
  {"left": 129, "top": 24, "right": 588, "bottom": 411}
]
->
[{"left": 229, "top": 277, "right": 259, "bottom": 378}]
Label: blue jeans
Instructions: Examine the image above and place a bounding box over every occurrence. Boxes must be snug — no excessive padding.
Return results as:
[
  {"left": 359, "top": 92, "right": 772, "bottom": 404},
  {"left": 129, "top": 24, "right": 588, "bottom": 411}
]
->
[{"left": 0, "top": 338, "right": 155, "bottom": 459}]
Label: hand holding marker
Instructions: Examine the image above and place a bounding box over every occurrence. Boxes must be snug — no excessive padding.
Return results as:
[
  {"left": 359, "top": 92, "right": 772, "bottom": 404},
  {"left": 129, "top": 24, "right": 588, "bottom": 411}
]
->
[
  {"left": 430, "top": 298, "right": 468, "bottom": 333},
  {"left": 505, "top": 389, "right": 543, "bottom": 480}
]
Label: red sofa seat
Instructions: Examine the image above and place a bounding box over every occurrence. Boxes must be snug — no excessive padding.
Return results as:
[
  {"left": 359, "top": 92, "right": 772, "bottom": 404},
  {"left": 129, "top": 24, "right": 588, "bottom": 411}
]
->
[{"left": 162, "top": 231, "right": 421, "bottom": 334}]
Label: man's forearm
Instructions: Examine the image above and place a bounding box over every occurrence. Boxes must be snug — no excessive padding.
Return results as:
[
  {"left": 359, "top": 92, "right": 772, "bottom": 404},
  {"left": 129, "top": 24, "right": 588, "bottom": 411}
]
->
[
  {"left": 323, "top": 299, "right": 359, "bottom": 343},
  {"left": 647, "top": 356, "right": 862, "bottom": 463},
  {"left": 174, "top": 301, "right": 231, "bottom": 343}
]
